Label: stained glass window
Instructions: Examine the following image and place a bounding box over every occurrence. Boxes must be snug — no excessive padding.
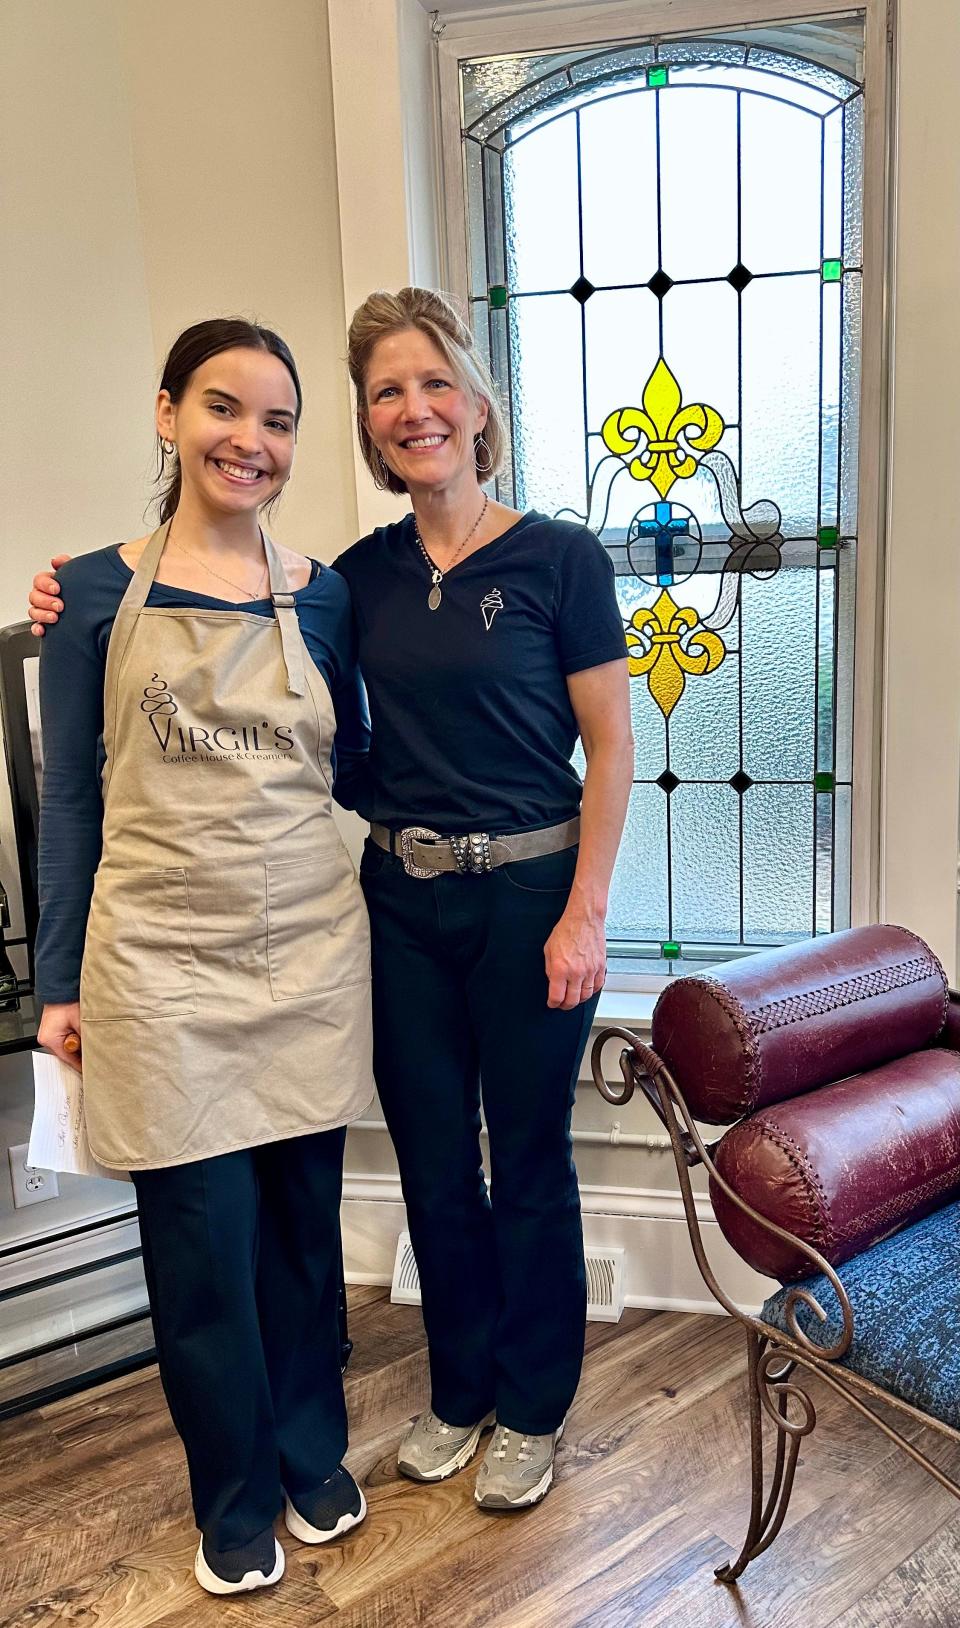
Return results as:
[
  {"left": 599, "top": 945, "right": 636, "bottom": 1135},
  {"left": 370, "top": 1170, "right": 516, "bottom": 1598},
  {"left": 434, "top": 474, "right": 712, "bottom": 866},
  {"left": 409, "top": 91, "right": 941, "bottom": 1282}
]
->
[{"left": 460, "top": 22, "right": 865, "bottom": 975}]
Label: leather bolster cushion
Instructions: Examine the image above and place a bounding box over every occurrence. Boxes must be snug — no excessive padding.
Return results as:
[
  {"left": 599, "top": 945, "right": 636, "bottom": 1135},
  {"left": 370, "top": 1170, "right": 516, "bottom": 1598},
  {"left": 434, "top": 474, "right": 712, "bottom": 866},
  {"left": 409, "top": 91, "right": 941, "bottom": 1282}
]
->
[
  {"left": 709, "top": 1048, "right": 960, "bottom": 1282},
  {"left": 650, "top": 924, "right": 948, "bottom": 1125}
]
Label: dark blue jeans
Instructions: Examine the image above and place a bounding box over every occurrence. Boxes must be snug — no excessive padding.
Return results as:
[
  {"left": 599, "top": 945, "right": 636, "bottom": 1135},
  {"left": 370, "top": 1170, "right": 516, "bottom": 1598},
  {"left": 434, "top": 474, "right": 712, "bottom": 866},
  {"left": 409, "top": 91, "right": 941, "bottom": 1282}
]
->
[
  {"left": 132, "top": 1127, "right": 347, "bottom": 1550},
  {"left": 360, "top": 837, "right": 597, "bottom": 1435}
]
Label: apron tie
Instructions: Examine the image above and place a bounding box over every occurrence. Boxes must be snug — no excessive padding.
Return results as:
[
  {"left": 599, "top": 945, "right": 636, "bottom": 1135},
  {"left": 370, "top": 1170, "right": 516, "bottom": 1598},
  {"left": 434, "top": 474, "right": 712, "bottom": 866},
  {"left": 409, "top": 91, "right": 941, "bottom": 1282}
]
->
[{"left": 266, "top": 548, "right": 306, "bottom": 698}]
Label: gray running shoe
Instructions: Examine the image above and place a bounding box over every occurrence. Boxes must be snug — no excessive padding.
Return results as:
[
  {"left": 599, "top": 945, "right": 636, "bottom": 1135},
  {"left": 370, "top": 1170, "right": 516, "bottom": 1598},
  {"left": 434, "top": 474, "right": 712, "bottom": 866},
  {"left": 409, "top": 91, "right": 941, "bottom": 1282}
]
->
[
  {"left": 397, "top": 1407, "right": 495, "bottom": 1482},
  {"left": 474, "top": 1421, "right": 564, "bottom": 1510}
]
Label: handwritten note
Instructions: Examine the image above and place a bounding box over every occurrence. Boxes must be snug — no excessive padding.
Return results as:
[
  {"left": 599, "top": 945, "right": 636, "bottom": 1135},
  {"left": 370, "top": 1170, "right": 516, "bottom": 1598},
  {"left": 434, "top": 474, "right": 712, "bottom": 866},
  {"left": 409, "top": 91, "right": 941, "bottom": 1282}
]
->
[{"left": 28, "top": 1052, "right": 131, "bottom": 1182}]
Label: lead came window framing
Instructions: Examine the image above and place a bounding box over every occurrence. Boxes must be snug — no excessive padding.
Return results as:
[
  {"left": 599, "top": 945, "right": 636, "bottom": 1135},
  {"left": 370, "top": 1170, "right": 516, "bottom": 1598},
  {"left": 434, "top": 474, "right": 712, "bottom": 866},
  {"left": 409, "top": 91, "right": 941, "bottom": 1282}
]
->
[{"left": 441, "top": 7, "right": 888, "bottom": 979}]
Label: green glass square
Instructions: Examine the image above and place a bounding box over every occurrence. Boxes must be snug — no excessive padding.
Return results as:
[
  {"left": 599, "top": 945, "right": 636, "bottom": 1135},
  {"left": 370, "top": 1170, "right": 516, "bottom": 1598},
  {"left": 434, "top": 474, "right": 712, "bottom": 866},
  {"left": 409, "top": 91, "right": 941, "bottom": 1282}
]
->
[
  {"left": 817, "top": 525, "right": 839, "bottom": 549},
  {"left": 821, "top": 258, "right": 843, "bottom": 282},
  {"left": 647, "top": 66, "right": 668, "bottom": 88},
  {"left": 488, "top": 284, "right": 507, "bottom": 309},
  {"left": 661, "top": 939, "right": 681, "bottom": 961},
  {"left": 814, "top": 771, "right": 835, "bottom": 793}
]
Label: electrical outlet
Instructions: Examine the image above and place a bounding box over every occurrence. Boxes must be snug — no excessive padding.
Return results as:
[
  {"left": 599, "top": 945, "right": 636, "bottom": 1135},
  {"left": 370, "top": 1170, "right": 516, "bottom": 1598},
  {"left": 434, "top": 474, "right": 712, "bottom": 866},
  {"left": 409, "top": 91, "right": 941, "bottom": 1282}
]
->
[{"left": 8, "top": 1144, "right": 59, "bottom": 1208}]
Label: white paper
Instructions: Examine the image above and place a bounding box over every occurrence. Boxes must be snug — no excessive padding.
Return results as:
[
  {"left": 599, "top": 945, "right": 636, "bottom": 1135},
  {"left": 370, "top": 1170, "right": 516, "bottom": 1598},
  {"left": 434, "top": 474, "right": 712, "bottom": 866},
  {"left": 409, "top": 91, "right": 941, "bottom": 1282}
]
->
[{"left": 28, "top": 1052, "right": 131, "bottom": 1182}]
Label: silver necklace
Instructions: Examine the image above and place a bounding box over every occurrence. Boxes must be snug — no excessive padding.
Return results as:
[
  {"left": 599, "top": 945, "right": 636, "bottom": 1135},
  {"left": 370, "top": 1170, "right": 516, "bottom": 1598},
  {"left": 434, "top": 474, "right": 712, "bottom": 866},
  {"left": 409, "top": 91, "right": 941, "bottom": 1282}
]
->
[
  {"left": 414, "top": 496, "right": 489, "bottom": 611},
  {"left": 171, "top": 536, "right": 269, "bottom": 601}
]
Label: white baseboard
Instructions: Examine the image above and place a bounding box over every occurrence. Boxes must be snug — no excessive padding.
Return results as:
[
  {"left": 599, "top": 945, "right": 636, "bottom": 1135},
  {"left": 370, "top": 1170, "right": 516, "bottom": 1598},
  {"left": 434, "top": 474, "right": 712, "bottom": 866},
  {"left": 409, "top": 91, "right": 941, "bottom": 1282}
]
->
[{"left": 341, "top": 1174, "right": 776, "bottom": 1318}]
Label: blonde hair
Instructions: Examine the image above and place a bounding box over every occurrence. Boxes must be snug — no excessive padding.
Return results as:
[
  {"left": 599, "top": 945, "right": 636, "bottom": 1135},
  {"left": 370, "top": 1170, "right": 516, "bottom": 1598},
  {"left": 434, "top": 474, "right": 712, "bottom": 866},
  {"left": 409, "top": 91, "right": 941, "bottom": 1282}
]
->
[{"left": 347, "top": 287, "right": 509, "bottom": 495}]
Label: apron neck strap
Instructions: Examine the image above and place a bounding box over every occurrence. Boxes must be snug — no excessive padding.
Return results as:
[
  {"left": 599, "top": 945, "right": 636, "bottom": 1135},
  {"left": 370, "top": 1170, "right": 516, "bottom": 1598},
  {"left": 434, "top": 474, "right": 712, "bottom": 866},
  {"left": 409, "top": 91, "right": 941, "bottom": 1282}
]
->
[
  {"left": 264, "top": 533, "right": 306, "bottom": 698},
  {"left": 123, "top": 522, "right": 306, "bottom": 699}
]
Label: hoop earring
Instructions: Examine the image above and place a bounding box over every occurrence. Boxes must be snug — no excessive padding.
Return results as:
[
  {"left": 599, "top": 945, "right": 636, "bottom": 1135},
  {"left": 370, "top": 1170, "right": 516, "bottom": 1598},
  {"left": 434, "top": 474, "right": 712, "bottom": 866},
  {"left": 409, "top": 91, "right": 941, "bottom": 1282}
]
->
[
  {"left": 161, "top": 438, "right": 176, "bottom": 457},
  {"left": 372, "top": 447, "right": 391, "bottom": 490},
  {"left": 475, "top": 434, "right": 494, "bottom": 476}
]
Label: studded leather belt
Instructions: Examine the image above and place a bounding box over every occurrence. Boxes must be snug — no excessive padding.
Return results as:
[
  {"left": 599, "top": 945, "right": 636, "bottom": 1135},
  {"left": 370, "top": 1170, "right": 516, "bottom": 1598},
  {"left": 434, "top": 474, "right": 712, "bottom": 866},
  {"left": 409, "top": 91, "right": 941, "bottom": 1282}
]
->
[{"left": 369, "top": 817, "right": 581, "bottom": 879}]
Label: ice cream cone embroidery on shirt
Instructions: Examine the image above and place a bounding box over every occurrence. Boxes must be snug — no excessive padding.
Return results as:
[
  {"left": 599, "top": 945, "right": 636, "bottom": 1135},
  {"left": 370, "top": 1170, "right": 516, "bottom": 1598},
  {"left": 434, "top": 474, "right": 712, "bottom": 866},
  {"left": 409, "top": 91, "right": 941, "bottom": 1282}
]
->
[{"left": 481, "top": 589, "right": 503, "bottom": 631}]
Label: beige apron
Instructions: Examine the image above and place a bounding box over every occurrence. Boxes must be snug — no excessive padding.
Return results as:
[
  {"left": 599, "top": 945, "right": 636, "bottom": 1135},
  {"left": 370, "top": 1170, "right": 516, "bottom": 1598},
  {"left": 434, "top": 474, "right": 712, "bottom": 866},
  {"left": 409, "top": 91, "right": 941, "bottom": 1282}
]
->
[{"left": 79, "top": 522, "right": 374, "bottom": 1169}]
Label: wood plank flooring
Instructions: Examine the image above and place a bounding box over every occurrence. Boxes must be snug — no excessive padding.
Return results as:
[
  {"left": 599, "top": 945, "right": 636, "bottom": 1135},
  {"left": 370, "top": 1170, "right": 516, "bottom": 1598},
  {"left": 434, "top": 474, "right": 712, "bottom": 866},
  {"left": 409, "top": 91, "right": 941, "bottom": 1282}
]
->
[{"left": 1, "top": 1288, "right": 958, "bottom": 1626}]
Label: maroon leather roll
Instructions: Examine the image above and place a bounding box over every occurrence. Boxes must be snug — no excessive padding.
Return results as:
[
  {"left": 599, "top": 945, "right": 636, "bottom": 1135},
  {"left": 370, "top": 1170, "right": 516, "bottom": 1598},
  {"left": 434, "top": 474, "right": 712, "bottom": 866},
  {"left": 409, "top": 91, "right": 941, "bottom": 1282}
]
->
[
  {"left": 709, "top": 1048, "right": 960, "bottom": 1282},
  {"left": 651, "top": 925, "right": 947, "bottom": 1125}
]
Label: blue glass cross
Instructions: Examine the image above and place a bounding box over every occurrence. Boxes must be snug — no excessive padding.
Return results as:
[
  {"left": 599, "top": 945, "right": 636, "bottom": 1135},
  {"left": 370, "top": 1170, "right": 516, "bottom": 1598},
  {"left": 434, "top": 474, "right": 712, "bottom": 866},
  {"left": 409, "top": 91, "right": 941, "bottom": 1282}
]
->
[{"left": 638, "top": 501, "right": 690, "bottom": 586}]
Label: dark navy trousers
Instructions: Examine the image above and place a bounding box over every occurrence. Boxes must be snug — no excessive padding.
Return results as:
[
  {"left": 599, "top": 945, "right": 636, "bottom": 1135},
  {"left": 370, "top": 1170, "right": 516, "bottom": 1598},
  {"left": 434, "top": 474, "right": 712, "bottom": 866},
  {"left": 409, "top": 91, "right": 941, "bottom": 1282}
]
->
[
  {"left": 131, "top": 1127, "right": 347, "bottom": 1551},
  {"left": 360, "top": 837, "right": 598, "bottom": 1436}
]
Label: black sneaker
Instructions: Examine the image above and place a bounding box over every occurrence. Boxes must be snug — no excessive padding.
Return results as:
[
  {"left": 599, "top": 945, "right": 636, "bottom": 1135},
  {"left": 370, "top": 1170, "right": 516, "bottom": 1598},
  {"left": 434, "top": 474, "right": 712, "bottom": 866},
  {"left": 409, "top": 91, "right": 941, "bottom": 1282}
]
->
[
  {"left": 284, "top": 1465, "right": 367, "bottom": 1544},
  {"left": 193, "top": 1526, "right": 284, "bottom": 1595}
]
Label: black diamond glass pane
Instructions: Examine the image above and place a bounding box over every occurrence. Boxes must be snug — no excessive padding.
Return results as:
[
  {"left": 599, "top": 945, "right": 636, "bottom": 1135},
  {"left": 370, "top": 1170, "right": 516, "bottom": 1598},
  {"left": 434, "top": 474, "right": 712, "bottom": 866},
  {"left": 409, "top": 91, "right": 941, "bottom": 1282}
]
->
[{"left": 569, "top": 276, "right": 595, "bottom": 304}]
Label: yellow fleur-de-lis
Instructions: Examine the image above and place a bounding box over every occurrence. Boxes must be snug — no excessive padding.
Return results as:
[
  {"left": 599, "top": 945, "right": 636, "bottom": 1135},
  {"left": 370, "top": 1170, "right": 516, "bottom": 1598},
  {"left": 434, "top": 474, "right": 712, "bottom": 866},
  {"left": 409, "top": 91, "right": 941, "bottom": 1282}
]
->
[
  {"left": 602, "top": 358, "right": 724, "bottom": 499},
  {"left": 626, "top": 589, "right": 726, "bottom": 718}
]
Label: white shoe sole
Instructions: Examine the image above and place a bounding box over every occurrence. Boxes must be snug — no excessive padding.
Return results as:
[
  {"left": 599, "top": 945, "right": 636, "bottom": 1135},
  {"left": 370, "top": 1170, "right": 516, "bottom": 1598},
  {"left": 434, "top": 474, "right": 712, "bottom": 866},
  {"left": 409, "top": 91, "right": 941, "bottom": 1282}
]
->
[
  {"left": 474, "top": 1420, "right": 565, "bottom": 1511},
  {"left": 194, "top": 1537, "right": 285, "bottom": 1595},
  {"left": 398, "top": 1411, "right": 496, "bottom": 1483},
  {"left": 284, "top": 1486, "right": 367, "bottom": 1544}
]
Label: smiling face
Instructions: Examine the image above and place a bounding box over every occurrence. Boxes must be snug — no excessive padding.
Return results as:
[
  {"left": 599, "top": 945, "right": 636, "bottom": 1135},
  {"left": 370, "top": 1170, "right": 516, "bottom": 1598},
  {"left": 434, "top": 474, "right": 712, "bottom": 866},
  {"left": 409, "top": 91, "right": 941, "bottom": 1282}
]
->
[
  {"left": 157, "top": 347, "right": 298, "bottom": 518},
  {"left": 363, "top": 327, "right": 488, "bottom": 498}
]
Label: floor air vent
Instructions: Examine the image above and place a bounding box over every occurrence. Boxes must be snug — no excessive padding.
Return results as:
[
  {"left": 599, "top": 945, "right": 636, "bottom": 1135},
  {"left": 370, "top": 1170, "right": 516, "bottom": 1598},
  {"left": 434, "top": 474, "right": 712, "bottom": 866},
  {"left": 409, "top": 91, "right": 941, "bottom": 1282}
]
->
[{"left": 390, "top": 1233, "right": 625, "bottom": 1323}]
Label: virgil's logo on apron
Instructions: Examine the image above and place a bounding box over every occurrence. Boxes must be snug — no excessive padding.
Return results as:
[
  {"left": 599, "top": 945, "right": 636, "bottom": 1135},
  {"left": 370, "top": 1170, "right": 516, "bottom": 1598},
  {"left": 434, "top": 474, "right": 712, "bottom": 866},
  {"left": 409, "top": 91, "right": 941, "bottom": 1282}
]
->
[
  {"left": 140, "top": 676, "right": 295, "bottom": 762},
  {"left": 481, "top": 589, "right": 503, "bottom": 631}
]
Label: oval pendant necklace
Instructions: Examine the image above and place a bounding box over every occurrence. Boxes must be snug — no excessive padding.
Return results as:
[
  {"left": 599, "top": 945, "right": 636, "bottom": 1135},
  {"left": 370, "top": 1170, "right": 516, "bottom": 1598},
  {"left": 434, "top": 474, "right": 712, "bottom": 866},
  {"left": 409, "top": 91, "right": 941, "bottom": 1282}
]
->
[{"left": 414, "top": 496, "right": 488, "bottom": 612}]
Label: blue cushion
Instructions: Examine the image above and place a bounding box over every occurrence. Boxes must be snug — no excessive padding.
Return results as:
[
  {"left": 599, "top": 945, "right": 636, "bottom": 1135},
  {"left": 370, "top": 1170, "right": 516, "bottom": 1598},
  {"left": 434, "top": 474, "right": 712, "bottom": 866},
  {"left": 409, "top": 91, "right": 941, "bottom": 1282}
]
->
[{"left": 762, "top": 1200, "right": 960, "bottom": 1430}]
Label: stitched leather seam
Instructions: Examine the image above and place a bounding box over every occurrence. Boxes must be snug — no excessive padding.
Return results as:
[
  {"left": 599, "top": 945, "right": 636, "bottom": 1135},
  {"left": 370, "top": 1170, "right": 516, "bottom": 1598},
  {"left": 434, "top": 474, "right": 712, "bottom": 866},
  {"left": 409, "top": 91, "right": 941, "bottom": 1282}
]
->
[
  {"left": 694, "top": 976, "right": 762, "bottom": 1112},
  {"left": 747, "top": 953, "right": 943, "bottom": 1037},
  {"left": 747, "top": 1116, "right": 837, "bottom": 1257},
  {"left": 851, "top": 1162, "right": 960, "bottom": 1236}
]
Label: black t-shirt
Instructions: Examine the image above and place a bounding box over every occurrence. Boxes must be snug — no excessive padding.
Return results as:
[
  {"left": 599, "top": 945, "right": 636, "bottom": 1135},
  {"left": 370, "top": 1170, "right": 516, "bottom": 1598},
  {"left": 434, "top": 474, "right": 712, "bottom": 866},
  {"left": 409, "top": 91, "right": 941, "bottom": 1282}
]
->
[{"left": 333, "top": 511, "right": 626, "bottom": 833}]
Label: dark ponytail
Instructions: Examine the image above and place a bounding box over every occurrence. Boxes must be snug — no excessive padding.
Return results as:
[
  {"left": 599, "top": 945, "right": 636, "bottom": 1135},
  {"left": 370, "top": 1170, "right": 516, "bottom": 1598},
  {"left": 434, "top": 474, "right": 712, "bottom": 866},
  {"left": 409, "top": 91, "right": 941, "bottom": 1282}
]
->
[{"left": 155, "top": 318, "right": 303, "bottom": 522}]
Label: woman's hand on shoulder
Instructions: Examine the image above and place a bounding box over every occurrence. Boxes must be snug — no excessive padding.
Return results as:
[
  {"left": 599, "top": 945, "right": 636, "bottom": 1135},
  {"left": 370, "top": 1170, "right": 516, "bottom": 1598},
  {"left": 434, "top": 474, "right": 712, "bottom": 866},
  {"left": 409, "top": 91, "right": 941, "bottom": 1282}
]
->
[
  {"left": 38, "top": 1002, "right": 83, "bottom": 1075},
  {"left": 28, "top": 556, "right": 71, "bottom": 636}
]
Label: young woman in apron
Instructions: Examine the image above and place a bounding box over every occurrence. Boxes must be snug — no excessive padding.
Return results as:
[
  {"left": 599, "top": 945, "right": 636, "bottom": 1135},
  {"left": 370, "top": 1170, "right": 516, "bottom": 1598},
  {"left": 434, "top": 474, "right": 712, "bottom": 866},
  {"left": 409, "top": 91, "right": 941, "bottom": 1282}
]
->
[
  {"left": 31, "top": 288, "right": 632, "bottom": 1515},
  {"left": 33, "top": 319, "right": 374, "bottom": 1595}
]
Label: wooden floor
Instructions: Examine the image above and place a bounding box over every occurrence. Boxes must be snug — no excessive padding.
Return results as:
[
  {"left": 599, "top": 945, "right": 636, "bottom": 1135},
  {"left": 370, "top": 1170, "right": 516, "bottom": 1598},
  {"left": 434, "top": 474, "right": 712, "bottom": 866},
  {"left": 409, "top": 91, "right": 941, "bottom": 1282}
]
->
[{"left": 2, "top": 1288, "right": 959, "bottom": 1626}]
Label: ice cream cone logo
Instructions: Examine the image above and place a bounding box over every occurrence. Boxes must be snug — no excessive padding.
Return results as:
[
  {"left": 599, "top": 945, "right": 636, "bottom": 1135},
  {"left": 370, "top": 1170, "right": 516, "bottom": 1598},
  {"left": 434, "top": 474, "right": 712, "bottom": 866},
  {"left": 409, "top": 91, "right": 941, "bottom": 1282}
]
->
[{"left": 481, "top": 589, "right": 503, "bottom": 631}]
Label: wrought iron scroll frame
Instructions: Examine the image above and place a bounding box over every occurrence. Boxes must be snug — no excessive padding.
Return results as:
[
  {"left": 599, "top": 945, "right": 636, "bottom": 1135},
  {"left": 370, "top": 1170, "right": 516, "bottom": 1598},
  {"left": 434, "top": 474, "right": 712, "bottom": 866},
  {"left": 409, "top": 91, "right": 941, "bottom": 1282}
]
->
[{"left": 591, "top": 1025, "right": 960, "bottom": 1584}]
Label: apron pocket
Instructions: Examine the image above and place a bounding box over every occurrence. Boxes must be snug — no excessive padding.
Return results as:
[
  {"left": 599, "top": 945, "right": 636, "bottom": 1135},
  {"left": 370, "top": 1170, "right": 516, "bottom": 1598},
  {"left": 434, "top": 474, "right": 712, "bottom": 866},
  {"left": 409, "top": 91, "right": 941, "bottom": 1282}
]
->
[
  {"left": 266, "top": 855, "right": 370, "bottom": 1001},
  {"left": 82, "top": 868, "right": 197, "bottom": 1020}
]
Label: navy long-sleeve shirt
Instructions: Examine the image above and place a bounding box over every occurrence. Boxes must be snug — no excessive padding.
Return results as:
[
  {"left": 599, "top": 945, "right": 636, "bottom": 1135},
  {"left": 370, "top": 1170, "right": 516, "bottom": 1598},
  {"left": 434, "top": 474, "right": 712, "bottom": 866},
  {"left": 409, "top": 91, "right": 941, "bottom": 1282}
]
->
[{"left": 35, "top": 545, "right": 371, "bottom": 1005}]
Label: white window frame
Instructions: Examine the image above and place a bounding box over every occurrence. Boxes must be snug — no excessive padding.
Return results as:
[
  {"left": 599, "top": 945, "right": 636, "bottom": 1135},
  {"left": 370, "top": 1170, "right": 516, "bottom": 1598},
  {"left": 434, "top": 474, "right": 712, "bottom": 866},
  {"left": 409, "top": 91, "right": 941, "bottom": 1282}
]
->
[{"left": 435, "top": 0, "right": 893, "bottom": 963}]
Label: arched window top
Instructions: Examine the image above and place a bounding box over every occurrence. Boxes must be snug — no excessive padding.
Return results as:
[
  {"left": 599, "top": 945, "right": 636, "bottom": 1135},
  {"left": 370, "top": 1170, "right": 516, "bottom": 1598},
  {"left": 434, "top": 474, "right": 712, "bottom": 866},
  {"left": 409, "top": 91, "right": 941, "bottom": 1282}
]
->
[{"left": 463, "top": 34, "right": 862, "bottom": 150}]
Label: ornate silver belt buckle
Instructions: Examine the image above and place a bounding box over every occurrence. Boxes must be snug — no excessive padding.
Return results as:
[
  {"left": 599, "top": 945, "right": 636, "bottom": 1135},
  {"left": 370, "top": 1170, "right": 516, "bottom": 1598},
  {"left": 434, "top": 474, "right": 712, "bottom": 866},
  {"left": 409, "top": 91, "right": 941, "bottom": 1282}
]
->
[
  {"left": 450, "top": 832, "right": 493, "bottom": 875},
  {"left": 399, "top": 826, "right": 442, "bottom": 879}
]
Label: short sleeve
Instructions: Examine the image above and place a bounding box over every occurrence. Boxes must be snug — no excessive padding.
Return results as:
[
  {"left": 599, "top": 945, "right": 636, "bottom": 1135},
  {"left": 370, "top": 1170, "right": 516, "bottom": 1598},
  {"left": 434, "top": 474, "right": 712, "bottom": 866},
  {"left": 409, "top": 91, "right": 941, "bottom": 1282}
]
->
[{"left": 554, "top": 528, "right": 627, "bottom": 675}]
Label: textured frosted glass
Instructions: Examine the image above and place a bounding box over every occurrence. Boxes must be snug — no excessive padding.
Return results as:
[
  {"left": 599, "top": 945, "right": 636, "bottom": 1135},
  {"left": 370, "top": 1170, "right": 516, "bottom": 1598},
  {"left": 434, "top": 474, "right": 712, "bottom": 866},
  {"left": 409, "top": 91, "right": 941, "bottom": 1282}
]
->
[
  {"left": 840, "top": 273, "right": 862, "bottom": 536},
  {"left": 741, "top": 96, "right": 822, "bottom": 273},
  {"left": 816, "top": 565, "right": 835, "bottom": 774},
  {"left": 743, "top": 785, "right": 815, "bottom": 942},
  {"left": 843, "top": 95, "right": 865, "bottom": 266},
  {"left": 668, "top": 64, "right": 833, "bottom": 116},
  {"left": 666, "top": 42, "right": 746, "bottom": 68},
  {"left": 742, "top": 561, "right": 816, "bottom": 780},
  {"left": 823, "top": 108, "right": 844, "bottom": 262},
  {"left": 570, "top": 46, "right": 655, "bottom": 84},
  {"left": 467, "top": 61, "right": 573, "bottom": 141},
  {"left": 833, "top": 784, "right": 852, "bottom": 931},
  {"left": 607, "top": 784, "right": 669, "bottom": 940},
  {"left": 510, "top": 296, "right": 586, "bottom": 516},
  {"left": 746, "top": 50, "right": 854, "bottom": 105},
  {"left": 482, "top": 146, "right": 506, "bottom": 288},
  {"left": 820, "top": 280, "right": 841, "bottom": 527},
  {"left": 661, "top": 281, "right": 739, "bottom": 431},
  {"left": 666, "top": 629, "right": 740, "bottom": 781},
  {"left": 579, "top": 93, "right": 658, "bottom": 288},
  {"left": 815, "top": 791, "right": 834, "bottom": 933},
  {"left": 834, "top": 543, "right": 856, "bottom": 783},
  {"left": 671, "top": 784, "right": 741, "bottom": 942},
  {"left": 465, "top": 140, "right": 487, "bottom": 297},
  {"left": 659, "top": 88, "right": 738, "bottom": 280},
  {"left": 584, "top": 288, "right": 660, "bottom": 438},
  {"left": 741, "top": 275, "right": 820, "bottom": 537},
  {"left": 505, "top": 115, "right": 580, "bottom": 292}
]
